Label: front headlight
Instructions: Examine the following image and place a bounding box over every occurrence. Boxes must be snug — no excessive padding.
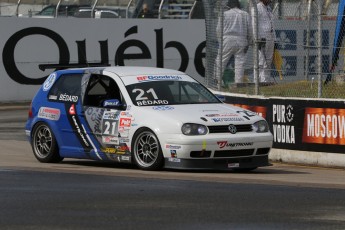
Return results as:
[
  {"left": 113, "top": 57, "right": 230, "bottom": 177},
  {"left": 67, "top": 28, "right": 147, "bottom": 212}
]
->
[
  {"left": 253, "top": 120, "right": 269, "bottom": 133},
  {"left": 181, "top": 123, "right": 208, "bottom": 135}
]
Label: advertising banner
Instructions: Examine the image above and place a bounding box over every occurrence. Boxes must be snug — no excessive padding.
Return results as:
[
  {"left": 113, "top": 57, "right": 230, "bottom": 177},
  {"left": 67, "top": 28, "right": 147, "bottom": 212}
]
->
[
  {"left": 0, "top": 18, "right": 206, "bottom": 101},
  {"left": 225, "top": 95, "right": 345, "bottom": 154}
]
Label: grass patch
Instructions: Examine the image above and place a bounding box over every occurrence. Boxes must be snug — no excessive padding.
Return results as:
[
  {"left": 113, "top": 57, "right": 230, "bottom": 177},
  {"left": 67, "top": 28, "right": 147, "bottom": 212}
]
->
[{"left": 223, "top": 80, "right": 345, "bottom": 99}]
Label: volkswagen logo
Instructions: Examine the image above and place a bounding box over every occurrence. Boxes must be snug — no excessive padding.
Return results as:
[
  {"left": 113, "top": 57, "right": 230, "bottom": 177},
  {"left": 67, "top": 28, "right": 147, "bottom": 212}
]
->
[{"left": 228, "top": 124, "right": 237, "bottom": 134}]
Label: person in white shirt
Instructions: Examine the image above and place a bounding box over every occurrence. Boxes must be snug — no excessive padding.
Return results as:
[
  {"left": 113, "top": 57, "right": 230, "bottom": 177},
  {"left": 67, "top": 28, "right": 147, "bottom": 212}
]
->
[
  {"left": 256, "top": 0, "right": 276, "bottom": 83},
  {"left": 215, "top": 0, "right": 252, "bottom": 85}
]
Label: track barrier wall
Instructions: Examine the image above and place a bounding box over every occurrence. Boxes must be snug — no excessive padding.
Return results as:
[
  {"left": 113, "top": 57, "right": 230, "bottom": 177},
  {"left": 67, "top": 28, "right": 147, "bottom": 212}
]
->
[{"left": 217, "top": 92, "right": 345, "bottom": 168}]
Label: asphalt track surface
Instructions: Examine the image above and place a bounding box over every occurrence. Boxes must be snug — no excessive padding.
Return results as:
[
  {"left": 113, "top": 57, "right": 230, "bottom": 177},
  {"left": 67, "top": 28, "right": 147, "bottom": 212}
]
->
[{"left": 1, "top": 106, "right": 345, "bottom": 229}]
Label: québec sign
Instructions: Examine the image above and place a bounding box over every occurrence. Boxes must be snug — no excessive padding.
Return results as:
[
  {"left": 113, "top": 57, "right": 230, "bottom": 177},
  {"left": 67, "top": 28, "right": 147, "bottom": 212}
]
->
[{"left": 0, "top": 18, "right": 206, "bottom": 101}]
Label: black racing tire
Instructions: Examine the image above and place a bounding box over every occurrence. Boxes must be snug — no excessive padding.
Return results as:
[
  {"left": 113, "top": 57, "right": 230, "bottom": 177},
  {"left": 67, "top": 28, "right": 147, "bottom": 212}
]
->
[
  {"left": 131, "top": 128, "right": 164, "bottom": 170},
  {"left": 31, "top": 122, "right": 63, "bottom": 163}
]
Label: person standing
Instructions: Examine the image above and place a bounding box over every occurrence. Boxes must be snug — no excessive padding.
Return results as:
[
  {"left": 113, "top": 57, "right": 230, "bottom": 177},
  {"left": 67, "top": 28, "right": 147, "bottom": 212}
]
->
[
  {"left": 215, "top": 0, "right": 252, "bottom": 85},
  {"left": 138, "top": 3, "right": 154, "bottom": 18},
  {"left": 256, "top": 0, "right": 276, "bottom": 83}
]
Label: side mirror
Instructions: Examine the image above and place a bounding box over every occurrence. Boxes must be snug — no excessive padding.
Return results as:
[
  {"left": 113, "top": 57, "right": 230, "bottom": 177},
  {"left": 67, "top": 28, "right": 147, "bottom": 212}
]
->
[{"left": 102, "top": 99, "right": 127, "bottom": 110}]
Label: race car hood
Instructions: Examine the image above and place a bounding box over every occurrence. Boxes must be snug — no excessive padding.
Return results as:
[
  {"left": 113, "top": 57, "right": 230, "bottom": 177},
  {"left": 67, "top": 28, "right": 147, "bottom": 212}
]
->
[{"left": 138, "top": 103, "right": 263, "bottom": 125}]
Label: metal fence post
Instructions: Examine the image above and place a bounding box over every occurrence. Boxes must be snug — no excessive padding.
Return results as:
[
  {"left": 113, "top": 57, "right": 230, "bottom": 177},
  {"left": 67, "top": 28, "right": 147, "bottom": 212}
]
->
[
  {"left": 317, "top": 0, "right": 323, "bottom": 98},
  {"left": 250, "top": 0, "right": 259, "bottom": 95}
]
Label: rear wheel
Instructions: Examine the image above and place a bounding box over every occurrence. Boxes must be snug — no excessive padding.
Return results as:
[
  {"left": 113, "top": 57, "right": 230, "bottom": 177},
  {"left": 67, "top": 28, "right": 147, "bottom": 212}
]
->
[
  {"left": 132, "top": 128, "right": 164, "bottom": 170},
  {"left": 31, "top": 122, "right": 63, "bottom": 163}
]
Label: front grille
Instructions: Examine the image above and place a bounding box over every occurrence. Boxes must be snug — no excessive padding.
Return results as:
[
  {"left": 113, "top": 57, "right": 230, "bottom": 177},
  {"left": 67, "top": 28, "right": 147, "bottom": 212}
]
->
[
  {"left": 214, "top": 149, "right": 255, "bottom": 158},
  {"left": 190, "top": 150, "right": 211, "bottom": 158},
  {"left": 256, "top": 148, "right": 270, "bottom": 155},
  {"left": 208, "top": 124, "right": 253, "bottom": 133}
]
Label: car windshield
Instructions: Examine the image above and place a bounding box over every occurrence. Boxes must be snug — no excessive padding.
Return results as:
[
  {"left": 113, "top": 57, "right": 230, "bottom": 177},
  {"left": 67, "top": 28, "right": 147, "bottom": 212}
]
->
[{"left": 126, "top": 81, "right": 221, "bottom": 106}]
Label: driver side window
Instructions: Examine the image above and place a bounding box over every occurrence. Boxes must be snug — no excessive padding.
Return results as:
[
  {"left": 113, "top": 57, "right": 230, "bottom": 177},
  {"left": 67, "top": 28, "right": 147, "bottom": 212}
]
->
[{"left": 83, "top": 75, "right": 122, "bottom": 107}]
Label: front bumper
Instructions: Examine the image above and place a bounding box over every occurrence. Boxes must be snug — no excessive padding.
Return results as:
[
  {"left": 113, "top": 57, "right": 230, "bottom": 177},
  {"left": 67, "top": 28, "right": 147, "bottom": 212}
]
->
[
  {"left": 161, "top": 132, "right": 272, "bottom": 170},
  {"left": 164, "top": 155, "right": 270, "bottom": 170}
]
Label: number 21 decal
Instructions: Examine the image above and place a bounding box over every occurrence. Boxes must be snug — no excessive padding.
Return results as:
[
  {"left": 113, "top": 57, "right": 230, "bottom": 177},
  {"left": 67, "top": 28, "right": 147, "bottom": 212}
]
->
[
  {"left": 103, "top": 120, "right": 117, "bottom": 135},
  {"left": 132, "top": 88, "right": 158, "bottom": 101}
]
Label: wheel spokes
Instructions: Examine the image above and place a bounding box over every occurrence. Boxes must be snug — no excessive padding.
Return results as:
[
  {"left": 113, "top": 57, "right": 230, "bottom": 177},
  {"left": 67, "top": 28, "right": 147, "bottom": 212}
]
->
[{"left": 135, "top": 132, "right": 160, "bottom": 167}]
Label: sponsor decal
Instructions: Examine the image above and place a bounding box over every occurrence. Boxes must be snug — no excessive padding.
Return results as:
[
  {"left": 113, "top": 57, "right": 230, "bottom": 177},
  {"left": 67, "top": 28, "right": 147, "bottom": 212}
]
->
[
  {"left": 43, "top": 73, "right": 56, "bottom": 91},
  {"left": 72, "top": 115, "right": 90, "bottom": 148},
  {"left": 137, "top": 75, "right": 182, "bottom": 82},
  {"left": 118, "top": 127, "right": 129, "bottom": 137},
  {"left": 217, "top": 141, "right": 253, "bottom": 149},
  {"left": 116, "top": 144, "right": 129, "bottom": 154},
  {"left": 86, "top": 107, "right": 104, "bottom": 134},
  {"left": 205, "top": 113, "right": 238, "bottom": 117},
  {"left": 119, "top": 138, "right": 130, "bottom": 143},
  {"left": 273, "top": 104, "right": 295, "bottom": 144},
  {"left": 120, "top": 111, "right": 132, "bottom": 117},
  {"left": 232, "top": 104, "right": 267, "bottom": 119},
  {"left": 69, "top": 104, "right": 76, "bottom": 115},
  {"left": 168, "top": 158, "right": 181, "bottom": 163},
  {"left": 228, "top": 163, "right": 240, "bottom": 168},
  {"left": 137, "top": 100, "right": 169, "bottom": 106},
  {"left": 59, "top": 93, "right": 78, "bottom": 102},
  {"left": 212, "top": 117, "right": 244, "bottom": 122},
  {"left": 101, "top": 147, "right": 117, "bottom": 154},
  {"left": 165, "top": 144, "right": 182, "bottom": 149},
  {"left": 102, "top": 136, "right": 119, "bottom": 145},
  {"left": 170, "top": 150, "right": 177, "bottom": 158},
  {"left": 38, "top": 107, "right": 60, "bottom": 120},
  {"left": 152, "top": 105, "right": 174, "bottom": 111},
  {"left": 121, "top": 156, "right": 130, "bottom": 161},
  {"left": 49, "top": 95, "right": 58, "bottom": 100},
  {"left": 65, "top": 104, "right": 92, "bottom": 151},
  {"left": 103, "top": 111, "right": 119, "bottom": 120},
  {"left": 302, "top": 107, "right": 345, "bottom": 145},
  {"left": 119, "top": 118, "right": 131, "bottom": 127},
  {"left": 103, "top": 100, "right": 119, "bottom": 107}
]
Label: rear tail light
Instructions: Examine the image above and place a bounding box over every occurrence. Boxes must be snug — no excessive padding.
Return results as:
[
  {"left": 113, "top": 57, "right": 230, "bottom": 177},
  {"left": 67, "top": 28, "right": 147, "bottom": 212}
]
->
[{"left": 28, "top": 102, "right": 33, "bottom": 118}]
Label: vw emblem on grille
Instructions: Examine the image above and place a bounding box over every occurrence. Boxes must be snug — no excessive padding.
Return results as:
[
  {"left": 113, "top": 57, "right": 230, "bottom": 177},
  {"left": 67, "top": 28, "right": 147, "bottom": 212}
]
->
[{"left": 228, "top": 124, "right": 237, "bottom": 134}]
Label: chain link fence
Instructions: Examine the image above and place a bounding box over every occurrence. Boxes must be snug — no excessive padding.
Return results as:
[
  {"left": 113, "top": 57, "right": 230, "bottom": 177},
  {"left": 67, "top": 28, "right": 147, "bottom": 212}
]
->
[
  {"left": 204, "top": 0, "right": 345, "bottom": 99},
  {"left": 0, "top": 0, "right": 130, "bottom": 17}
]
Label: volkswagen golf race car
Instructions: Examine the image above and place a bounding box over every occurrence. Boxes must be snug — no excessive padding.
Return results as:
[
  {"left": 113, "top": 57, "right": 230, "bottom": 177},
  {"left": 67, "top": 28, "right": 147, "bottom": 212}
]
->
[{"left": 25, "top": 66, "right": 273, "bottom": 171}]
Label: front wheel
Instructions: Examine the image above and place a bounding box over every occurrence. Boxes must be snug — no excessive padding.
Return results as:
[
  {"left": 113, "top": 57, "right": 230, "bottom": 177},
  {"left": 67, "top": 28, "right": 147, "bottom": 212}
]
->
[
  {"left": 31, "top": 122, "right": 63, "bottom": 163},
  {"left": 132, "top": 128, "right": 164, "bottom": 170}
]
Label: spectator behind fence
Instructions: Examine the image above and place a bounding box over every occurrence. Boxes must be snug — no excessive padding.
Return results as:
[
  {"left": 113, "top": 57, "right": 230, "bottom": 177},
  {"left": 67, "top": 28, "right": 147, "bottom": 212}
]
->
[
  {"left": 255, "top": 0, "right": 276, "bottom": 84},
  {"left": 138, "top": 3, "right": 154, "bottom": 18},
  {"left": 215, "top": 0, "right": 252, "bottom": 85}
]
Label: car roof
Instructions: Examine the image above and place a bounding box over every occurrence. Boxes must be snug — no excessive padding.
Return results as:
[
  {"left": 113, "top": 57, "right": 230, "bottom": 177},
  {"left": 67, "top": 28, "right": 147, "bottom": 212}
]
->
[
  {"left": 77, "top": 6, "right": 127, "bottom": 10},
  {"left": 102, "top": 66, "right": 186, "bottom": 77}
]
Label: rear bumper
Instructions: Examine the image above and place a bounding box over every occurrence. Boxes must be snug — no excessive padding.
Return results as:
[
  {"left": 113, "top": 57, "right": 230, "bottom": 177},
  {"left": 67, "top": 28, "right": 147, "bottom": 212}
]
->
[{"left": 164, "top": 155, "right": 270, "bottom": 171}]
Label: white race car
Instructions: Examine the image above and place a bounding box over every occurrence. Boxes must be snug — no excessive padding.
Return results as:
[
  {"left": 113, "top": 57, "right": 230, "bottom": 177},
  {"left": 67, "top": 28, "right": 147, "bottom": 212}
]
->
[{"left": 25, "top": 66, "right": 273, "bottom": 171}]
